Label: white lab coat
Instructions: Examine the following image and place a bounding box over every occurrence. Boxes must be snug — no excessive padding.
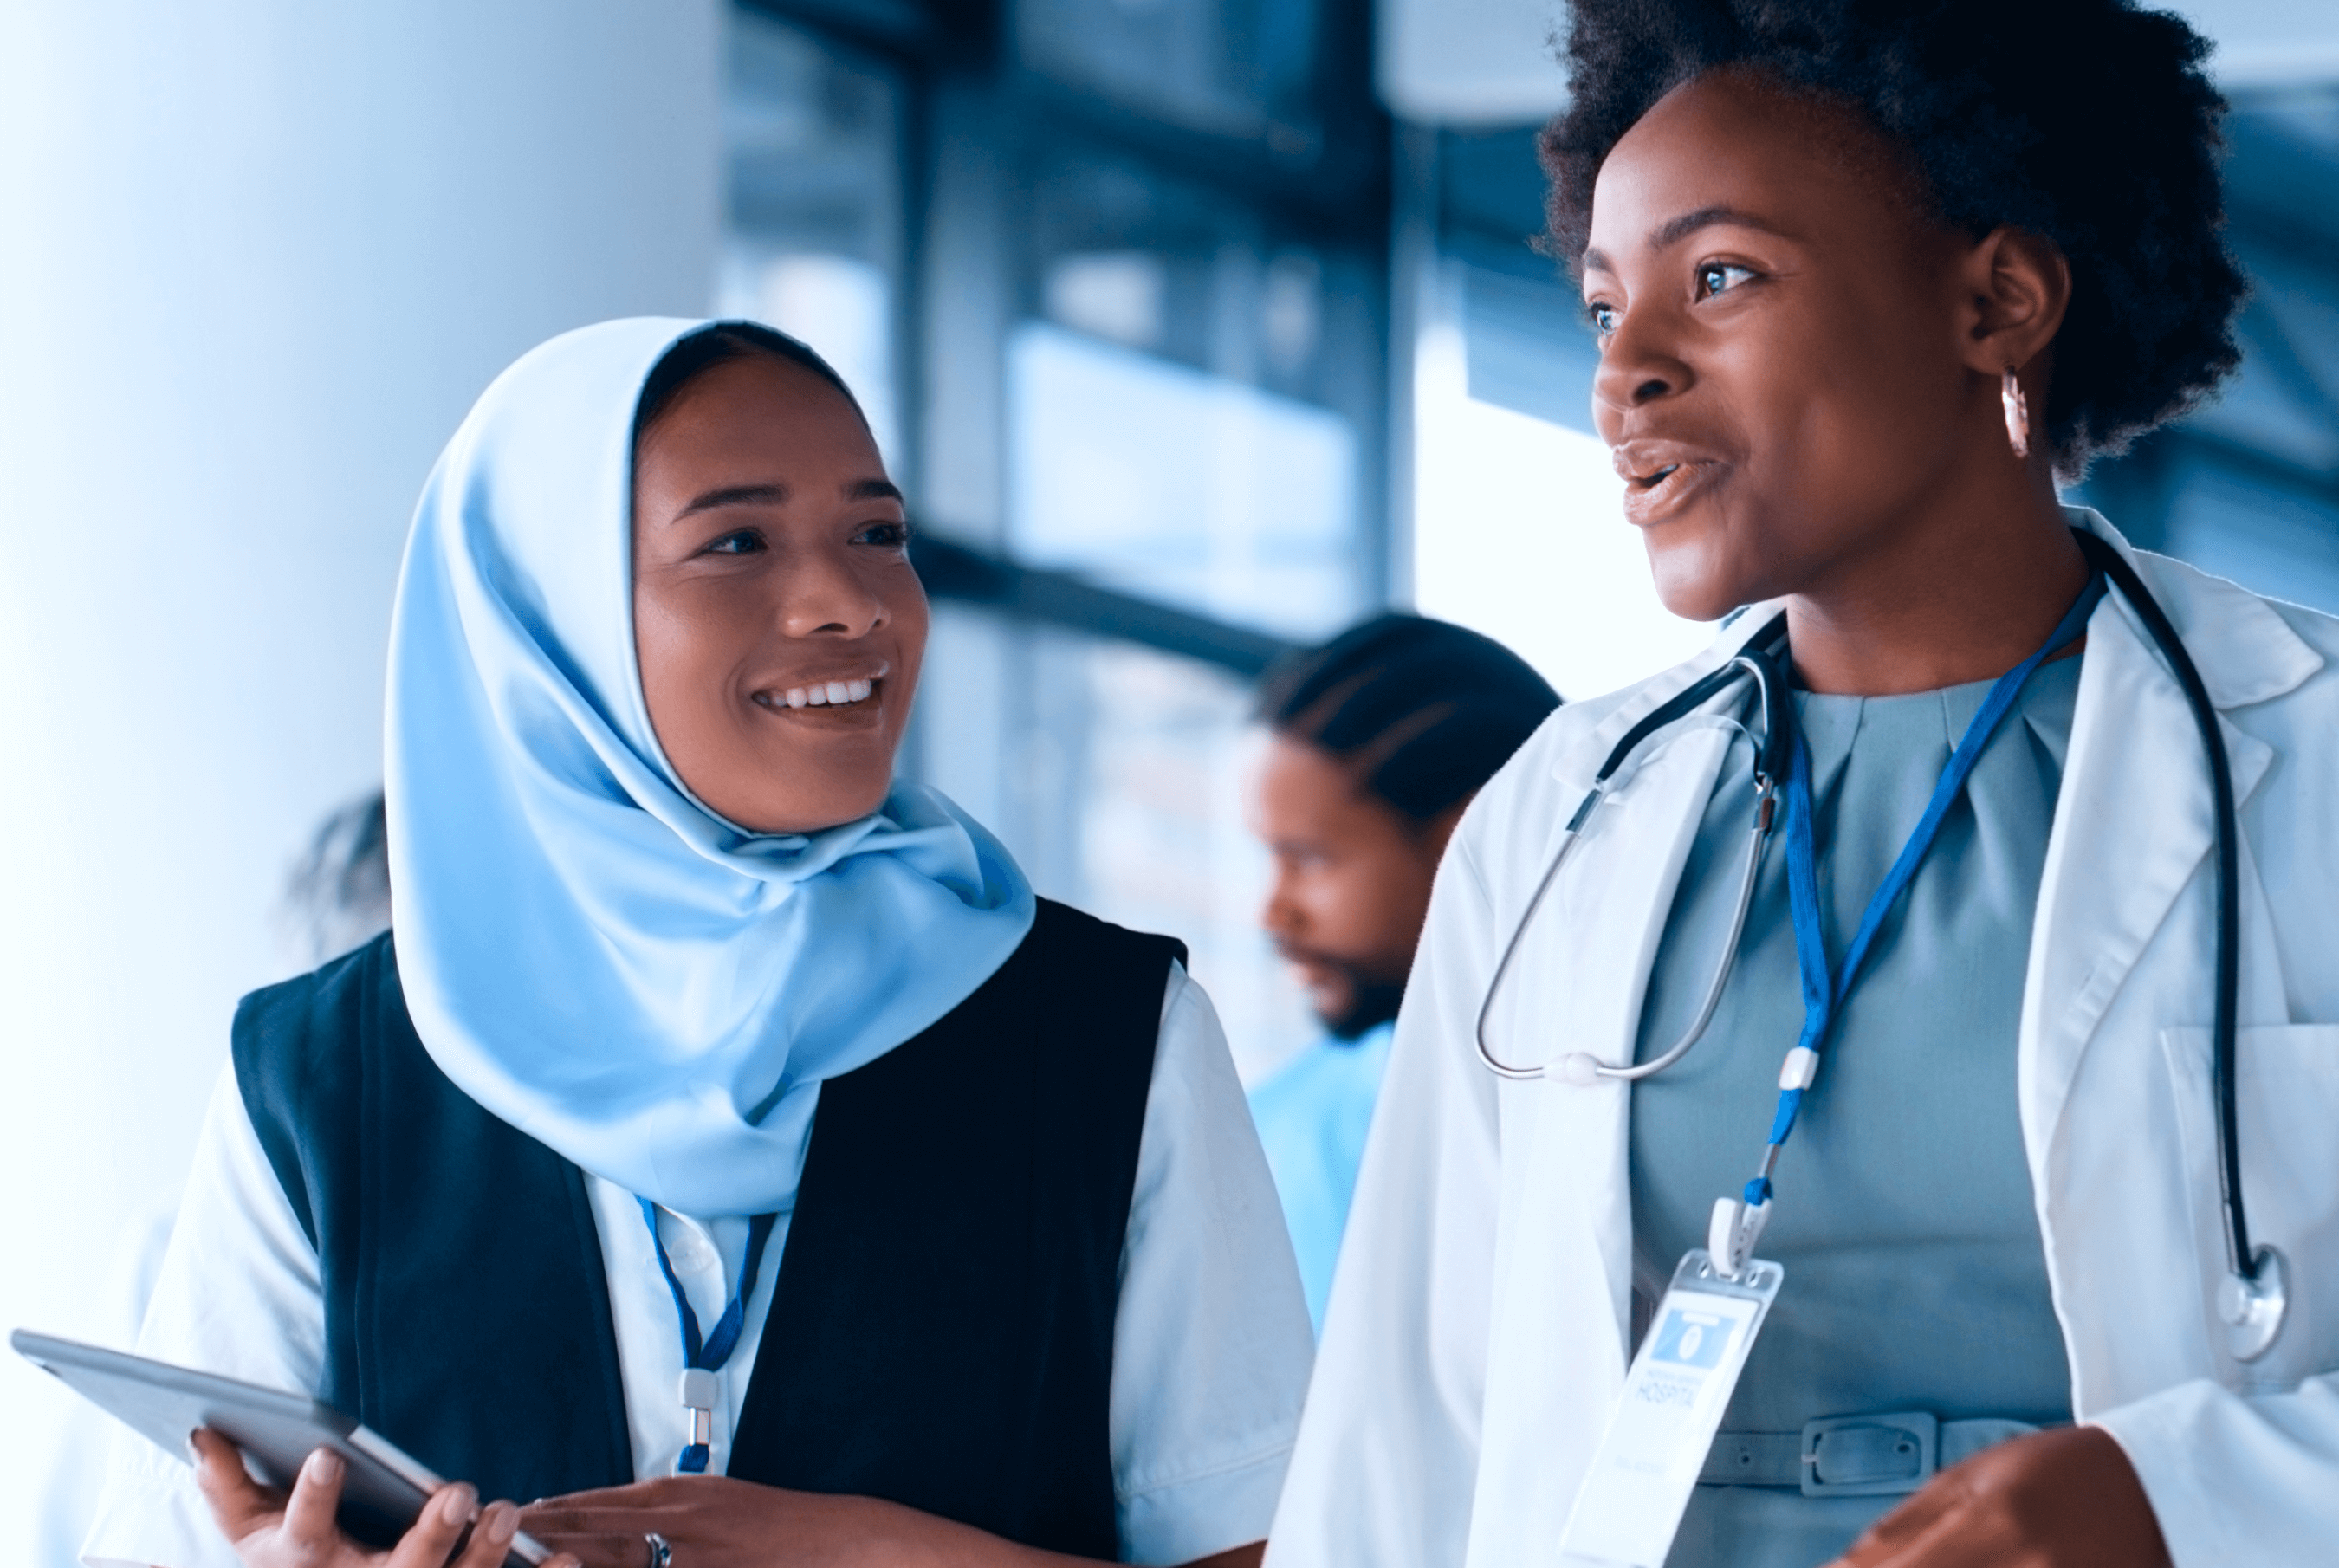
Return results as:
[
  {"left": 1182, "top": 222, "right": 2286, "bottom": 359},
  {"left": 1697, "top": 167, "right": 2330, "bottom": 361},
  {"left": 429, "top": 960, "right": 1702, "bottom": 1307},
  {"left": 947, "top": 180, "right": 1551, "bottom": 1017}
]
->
[{"left": 1267, "top": 511, "right": 2339, "bottom": 1568}]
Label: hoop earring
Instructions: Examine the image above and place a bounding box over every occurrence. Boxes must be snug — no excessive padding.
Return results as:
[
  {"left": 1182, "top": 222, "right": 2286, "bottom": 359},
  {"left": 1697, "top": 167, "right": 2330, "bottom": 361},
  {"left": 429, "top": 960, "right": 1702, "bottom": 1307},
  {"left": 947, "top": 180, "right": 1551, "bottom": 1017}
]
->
[{"left": 2002, "top": 367, "right": 2031, "bottom": 460}]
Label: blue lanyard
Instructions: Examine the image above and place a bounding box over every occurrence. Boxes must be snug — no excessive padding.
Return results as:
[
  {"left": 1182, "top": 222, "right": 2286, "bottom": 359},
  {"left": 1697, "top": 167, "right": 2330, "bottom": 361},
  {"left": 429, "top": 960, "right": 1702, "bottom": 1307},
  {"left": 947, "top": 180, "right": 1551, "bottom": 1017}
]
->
[
  {"left": 1742, "top": 574, "right": 2106, "bottom": 1211},
  {"left": 638, "top": 1200, "right": 779, "bottom": 1474}
]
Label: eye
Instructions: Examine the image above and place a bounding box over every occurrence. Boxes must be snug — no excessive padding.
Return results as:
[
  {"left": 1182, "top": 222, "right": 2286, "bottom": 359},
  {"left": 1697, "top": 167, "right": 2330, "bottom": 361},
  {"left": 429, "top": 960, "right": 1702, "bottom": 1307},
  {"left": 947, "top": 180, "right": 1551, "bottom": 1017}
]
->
[
  {"left": 854, "top": 520, "right": 911, "bottom": 549},
  {"left": 1585, "top": 300, "right": 1619, "bottom": 340},
  {"left": 1695, "top": 262, "right": 1759, "bottom": 301},
  {"left": 703, "top": 528, "right": 765, "bottom": 556}
]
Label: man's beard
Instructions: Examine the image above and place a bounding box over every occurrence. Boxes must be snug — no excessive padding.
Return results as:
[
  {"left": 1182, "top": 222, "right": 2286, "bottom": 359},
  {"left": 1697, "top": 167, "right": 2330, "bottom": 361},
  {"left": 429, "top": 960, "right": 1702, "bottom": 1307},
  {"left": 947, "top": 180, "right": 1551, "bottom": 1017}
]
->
[
  {"left": 1282, "top": 945, "right": 1407, "bottom": 1041},
  {"left": 1324, "top": 976, "right": 1405, "bottom": 1042}
]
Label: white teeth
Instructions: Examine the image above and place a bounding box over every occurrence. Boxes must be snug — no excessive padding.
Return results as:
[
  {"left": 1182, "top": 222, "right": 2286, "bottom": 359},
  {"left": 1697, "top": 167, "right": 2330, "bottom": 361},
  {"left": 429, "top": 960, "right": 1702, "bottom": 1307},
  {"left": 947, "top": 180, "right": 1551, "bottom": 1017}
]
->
[{"left": 769, "top": 678, "right": 878, "bottom": 709}]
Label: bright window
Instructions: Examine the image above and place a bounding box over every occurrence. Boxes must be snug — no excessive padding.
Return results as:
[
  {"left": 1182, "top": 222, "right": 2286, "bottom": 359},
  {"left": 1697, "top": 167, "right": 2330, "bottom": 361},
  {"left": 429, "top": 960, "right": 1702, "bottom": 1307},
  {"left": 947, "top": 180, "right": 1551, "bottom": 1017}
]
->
[{"left": 1411, "top": 318, "right": 1715, "bottom": 702}]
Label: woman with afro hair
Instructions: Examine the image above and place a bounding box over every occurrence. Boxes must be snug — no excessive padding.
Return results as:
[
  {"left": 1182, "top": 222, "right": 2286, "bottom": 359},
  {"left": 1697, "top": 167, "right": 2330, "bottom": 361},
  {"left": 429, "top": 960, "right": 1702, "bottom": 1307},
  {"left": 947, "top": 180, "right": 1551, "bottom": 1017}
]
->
[{"left": 1268, "top": 2, "right": 2339, "bottom": 1565}]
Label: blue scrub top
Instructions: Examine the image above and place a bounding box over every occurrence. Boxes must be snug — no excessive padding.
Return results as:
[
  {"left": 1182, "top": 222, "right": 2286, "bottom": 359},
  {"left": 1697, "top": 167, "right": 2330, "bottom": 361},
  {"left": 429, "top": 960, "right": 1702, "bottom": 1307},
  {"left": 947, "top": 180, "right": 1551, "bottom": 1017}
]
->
[
  {"left": 1630, "top": 658, "right": 2083, "bottom": 1567},
  {"left": 1247, "top": 1021, "right": 1394, "bottom": 1332}
]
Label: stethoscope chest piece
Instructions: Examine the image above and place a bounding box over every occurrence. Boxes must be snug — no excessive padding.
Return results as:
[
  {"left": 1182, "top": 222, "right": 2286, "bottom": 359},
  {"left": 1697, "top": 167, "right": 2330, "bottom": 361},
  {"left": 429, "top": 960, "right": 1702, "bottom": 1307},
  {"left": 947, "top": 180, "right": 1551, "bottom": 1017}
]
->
[{"left": 2219, "top": 1246, "right": 2289, "bottom": 1363}]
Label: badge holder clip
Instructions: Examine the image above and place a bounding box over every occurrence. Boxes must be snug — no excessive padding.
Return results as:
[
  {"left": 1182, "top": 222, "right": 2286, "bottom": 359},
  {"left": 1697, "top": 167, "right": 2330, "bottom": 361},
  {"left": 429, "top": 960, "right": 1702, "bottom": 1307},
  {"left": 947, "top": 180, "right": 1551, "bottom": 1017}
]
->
[{"left": 1707, "top": 1193, "right": 1772, "bottom": 1281}]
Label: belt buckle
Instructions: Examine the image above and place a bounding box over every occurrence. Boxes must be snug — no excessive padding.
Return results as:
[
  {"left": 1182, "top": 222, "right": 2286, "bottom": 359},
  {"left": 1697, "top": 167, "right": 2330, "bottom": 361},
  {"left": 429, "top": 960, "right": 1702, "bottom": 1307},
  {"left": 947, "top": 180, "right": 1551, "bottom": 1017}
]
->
[{"left": 1799, "top": 1411, "right": 1938, "bottom": 1498}]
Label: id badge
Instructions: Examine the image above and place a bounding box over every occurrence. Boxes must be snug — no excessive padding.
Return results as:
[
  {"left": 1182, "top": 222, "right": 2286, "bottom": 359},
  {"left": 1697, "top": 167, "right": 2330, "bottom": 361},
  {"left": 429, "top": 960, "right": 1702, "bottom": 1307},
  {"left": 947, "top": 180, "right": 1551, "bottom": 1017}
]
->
[{"left": 1557, "top": 1249, "right": 1783, "bottom": 1568}]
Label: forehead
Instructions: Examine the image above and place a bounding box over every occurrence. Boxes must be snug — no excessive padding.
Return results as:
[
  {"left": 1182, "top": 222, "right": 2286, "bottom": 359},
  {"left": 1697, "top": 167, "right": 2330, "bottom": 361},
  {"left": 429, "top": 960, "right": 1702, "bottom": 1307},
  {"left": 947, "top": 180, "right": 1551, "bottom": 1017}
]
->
[
  {"left": 637, "top": 355, "right": 874, "bottom": 470},
  {"left": 1254, "top": 732, "right": 1403, "bottom": 833},
  {"left": 1586, "top": 71, "right": 1922, "bottom": 259}
]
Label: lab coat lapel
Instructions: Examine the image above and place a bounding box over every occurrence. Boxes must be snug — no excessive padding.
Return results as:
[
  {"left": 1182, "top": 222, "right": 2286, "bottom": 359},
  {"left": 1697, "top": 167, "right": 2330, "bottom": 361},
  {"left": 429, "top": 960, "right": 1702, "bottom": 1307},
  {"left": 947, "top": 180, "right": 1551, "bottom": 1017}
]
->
[
  {"left": 2024, "top": 526, "right": 2314, "bottom": 1150},
  {"left": 1468, "top": 716, "right": 1737, "bottom": 1565},
  {"left": 2021, "top": 529, "right": 2325, "bottom": 1408}
]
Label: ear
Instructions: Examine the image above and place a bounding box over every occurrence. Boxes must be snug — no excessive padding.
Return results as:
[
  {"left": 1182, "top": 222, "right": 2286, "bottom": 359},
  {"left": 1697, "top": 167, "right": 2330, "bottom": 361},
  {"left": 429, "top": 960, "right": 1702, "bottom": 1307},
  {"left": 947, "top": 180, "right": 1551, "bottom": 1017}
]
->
[{"left": 1955, "top": 226, "right": 2070, "bottom": 379}]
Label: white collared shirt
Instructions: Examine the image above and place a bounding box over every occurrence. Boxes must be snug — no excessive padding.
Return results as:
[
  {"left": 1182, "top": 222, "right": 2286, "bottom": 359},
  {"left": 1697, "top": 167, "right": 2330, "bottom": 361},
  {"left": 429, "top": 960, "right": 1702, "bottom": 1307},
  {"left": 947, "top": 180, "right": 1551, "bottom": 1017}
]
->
[{"left": 85, "top": 963, "right": 1311, "bottom": 1568}]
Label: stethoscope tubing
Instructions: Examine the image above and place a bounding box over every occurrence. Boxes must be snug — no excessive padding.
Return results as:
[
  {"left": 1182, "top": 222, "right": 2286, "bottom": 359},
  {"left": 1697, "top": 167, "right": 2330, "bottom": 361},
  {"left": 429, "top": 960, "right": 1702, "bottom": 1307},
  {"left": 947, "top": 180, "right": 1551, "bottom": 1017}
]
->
[
  {"left": 1474, "top": 642, "right": 1786, "bottom": 1085},
  {"left": 2070, "top": 534, "right": 2257, "bottom": 1284}
]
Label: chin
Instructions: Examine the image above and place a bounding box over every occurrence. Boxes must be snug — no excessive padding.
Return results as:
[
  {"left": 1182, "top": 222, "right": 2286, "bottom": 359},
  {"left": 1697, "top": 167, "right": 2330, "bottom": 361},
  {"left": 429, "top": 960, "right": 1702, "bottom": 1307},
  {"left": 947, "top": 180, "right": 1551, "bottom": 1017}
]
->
[
  {"left": 722, "top": 776, "right": 896, "bottom": 836},
  {"left": 1643, "top": 527, "right": 1753, "bottom": 623}
]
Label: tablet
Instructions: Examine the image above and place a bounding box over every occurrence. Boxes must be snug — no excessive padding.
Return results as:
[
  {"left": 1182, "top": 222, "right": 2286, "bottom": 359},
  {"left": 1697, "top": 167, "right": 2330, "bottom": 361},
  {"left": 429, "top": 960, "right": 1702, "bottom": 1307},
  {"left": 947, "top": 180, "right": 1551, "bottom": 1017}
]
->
[{"left": 12, "top": 1329, "right": 548, "bottom": 1565}]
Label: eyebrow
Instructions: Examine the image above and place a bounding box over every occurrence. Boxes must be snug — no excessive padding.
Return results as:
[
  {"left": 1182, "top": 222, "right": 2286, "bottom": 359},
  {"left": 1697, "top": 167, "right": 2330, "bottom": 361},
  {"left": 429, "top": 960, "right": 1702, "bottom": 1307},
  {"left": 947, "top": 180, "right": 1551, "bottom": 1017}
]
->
[
  {"left": 1581, "top": 205, "right": 1795, "bottom": 275},
  {"left": 672, "top": 476, "right": 904, "bottom": 522}
]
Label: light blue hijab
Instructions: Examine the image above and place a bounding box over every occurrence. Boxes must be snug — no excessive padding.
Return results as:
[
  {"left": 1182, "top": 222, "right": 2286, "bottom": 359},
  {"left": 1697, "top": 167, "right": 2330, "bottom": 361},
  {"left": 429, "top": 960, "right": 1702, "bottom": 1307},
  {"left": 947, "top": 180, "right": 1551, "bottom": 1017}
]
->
[{"left": 385, "top": 317, "right": 1035, "bottom": 1219}]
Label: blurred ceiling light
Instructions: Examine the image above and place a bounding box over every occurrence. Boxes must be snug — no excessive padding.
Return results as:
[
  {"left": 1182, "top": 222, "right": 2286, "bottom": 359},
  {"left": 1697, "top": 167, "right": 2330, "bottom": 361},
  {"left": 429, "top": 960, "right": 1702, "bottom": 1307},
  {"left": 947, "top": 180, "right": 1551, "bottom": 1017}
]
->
[
  {"left": 2182, "top": 0, "right": 2339, "bottom": 87},
  {"left": 1375, "top": 0, "right": 2339, "bottom": 125}
]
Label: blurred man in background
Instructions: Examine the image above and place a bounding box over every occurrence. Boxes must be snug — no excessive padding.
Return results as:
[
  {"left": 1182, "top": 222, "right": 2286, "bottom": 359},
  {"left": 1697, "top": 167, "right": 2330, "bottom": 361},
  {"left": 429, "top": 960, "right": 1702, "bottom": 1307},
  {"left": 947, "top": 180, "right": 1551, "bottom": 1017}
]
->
[{"left": 1246, "top": 616, "right": 1558, "bottom": 1330}]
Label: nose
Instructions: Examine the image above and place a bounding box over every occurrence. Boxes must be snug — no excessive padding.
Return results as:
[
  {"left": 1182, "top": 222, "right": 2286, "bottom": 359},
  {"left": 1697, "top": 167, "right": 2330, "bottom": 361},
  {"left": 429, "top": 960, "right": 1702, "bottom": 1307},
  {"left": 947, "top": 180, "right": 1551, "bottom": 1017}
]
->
[
  {"left": 779, "top": 544, "right": 889, "bottom": 639},
  {"left": 1260, "top": 866, "right": 1302, "bottom": 940},
  {"left": 1591, "top": 308, "right": 1688, "bottom": 425}
]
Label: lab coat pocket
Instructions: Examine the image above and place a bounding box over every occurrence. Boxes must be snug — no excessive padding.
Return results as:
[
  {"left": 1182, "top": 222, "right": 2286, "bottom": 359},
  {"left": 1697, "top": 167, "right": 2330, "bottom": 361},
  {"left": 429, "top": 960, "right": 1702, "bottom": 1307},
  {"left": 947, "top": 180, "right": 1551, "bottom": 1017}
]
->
[{"left": 2159, "top": 1026, "right": 2339, "bottom": 1387}]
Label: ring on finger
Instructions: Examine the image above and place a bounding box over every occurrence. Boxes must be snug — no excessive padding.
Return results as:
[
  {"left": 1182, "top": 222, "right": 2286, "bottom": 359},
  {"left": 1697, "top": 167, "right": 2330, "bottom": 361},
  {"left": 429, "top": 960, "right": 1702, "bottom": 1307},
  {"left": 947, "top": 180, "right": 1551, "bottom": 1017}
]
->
[{"left": 645, "top": 1532, "right": 673, "bottom": 1568}]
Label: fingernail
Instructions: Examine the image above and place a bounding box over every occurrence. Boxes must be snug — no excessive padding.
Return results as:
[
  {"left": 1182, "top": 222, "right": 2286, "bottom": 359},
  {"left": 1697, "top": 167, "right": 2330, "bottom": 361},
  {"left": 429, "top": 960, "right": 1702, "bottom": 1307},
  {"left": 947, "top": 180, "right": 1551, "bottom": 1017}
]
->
[
  {"left": 485, "top": 1503, "right": 518, "bottom": 1545},
  {"left": 306, "top": 1447, "right": 343, "bottom": 1483},
  {"left": 441, "top": 1484, "right": 478, "bottom": 1525}
]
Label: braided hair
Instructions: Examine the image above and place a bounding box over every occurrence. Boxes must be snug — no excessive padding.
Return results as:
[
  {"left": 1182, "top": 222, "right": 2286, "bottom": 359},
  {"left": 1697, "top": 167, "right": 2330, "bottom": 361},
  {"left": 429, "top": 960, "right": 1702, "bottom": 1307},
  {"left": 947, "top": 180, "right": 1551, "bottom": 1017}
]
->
[{"left": 1259, "top": 614, "right": 1562, "bottom": 823}]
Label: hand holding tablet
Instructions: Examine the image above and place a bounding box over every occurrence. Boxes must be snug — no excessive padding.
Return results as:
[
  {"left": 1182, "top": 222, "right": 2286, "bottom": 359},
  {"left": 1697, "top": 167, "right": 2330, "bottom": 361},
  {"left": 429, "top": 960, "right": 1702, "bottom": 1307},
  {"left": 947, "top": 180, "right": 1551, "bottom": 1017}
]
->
[
  {"left": 188, "top": 1429, "right": 564, "bottom": 1568},
  {"left": 12, "top": 1330, "right": 569, "bottom": 1568}
]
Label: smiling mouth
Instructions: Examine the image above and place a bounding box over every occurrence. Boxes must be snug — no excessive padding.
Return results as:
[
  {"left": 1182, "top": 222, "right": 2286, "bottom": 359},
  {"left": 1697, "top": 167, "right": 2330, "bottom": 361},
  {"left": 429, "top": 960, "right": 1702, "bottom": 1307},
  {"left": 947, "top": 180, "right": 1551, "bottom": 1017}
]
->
[{"left": 754, "top": 677, "right": 879, "bottom": 712}]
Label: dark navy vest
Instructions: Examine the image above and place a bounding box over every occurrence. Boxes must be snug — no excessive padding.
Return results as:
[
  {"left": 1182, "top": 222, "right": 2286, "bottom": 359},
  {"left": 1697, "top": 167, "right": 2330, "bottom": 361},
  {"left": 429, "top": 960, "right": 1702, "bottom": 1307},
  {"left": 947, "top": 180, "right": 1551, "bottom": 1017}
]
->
[{"left": 233, "top": 898, "right": 1180, "bottom": 1556}]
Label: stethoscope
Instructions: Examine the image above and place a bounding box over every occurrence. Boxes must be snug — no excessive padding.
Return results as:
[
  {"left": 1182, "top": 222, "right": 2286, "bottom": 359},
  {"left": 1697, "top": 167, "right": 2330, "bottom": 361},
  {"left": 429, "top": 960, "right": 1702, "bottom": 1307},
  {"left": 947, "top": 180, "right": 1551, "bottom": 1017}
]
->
[{"left": 1474, "top": 531, "right": 2289, "bottom": 1363}]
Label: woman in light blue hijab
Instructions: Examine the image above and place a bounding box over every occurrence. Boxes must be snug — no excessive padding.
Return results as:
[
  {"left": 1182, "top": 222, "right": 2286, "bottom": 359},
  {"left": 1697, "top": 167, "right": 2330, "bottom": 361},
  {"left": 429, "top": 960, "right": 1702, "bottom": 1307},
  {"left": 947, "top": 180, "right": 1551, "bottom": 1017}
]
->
[
  {"left": 386, "top": 319, "right": 1033, "bottom": 1223},
  {"left": 89, "top": 320, "right": 1311, "bottom": 1568}
]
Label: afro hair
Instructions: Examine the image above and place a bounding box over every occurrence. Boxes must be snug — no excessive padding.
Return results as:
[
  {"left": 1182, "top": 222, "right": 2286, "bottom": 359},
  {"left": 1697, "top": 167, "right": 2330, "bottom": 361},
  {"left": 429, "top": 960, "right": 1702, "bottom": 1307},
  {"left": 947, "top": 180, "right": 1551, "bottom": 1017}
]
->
[{"left": 1539, "top": 0, "right": 2247, "bottom": 472}]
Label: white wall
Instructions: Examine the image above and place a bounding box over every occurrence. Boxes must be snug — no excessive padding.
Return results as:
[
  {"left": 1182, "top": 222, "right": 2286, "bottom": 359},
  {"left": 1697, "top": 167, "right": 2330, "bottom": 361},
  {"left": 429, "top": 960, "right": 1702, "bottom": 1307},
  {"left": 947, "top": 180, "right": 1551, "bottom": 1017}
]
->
[{"left": 0, "top": 1, "right": 721, "bottom": 1552}]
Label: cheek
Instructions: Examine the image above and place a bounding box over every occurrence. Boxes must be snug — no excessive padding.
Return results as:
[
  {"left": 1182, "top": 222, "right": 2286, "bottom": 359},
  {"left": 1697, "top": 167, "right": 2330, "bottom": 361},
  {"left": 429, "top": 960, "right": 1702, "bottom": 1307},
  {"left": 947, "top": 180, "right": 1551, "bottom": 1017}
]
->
[
  {"left": 1744, "top": 268, "right": 1969, "bottom": 488},
  {"left": 885, "top": 579, "right": 931, "bottom": 716},
  {"left": 1649, "top": 301, "right": 1965, "bottom": 612},
  {"left": 1312, "top": 857, "right": 1428, "bottom": 950},
  {"left": 632, "top": 589, "right": 713, "bottom": 739},
  {"left": 1277, "top": 865, "right": 1357, "bottom": 939},
  {"left": 631, "top": 583, "right": 768, "bottom": 813},
  {"left": 1792, "top": 340, "right": 1960, "bottom": 489}
]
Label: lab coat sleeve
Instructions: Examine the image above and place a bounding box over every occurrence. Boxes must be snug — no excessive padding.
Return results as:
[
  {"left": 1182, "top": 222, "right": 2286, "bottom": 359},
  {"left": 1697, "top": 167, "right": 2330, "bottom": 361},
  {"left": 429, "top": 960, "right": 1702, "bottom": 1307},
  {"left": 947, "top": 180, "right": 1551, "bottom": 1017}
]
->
[
  {"left": 1266, "top": 822, "right": 1506, "bottom": 1568},
  {"left": 2093, "top": 1372, "right": 2339, "bottom": 1565}
]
